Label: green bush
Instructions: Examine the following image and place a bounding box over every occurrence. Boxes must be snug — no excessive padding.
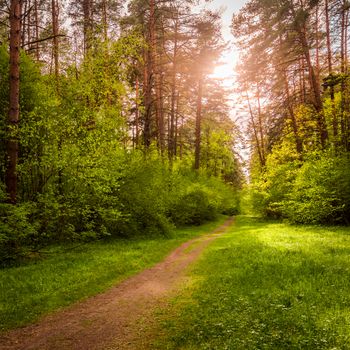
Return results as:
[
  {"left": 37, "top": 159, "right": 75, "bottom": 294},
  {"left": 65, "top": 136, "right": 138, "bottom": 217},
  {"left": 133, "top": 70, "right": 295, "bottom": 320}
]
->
[
  {"left": 250, "top": 146, "right": 350, "bottom": 225},
  {"left": 115, "top": 154, "right": 173, "bottom": 237},
  {"left": 281, "top": 154, "right": 350, "bottom": 224},
  {"left": 0, "top": 201, "right": 38, "bottom": 265},
  {"left": 169, "top": 184, "right": 217, "bottom": 226}
]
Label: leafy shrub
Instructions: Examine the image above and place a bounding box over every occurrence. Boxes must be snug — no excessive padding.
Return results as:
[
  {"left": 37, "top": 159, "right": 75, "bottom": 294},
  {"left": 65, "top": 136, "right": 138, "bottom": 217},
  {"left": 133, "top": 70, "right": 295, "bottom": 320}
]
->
[
  {"left": 169, "top": 184, "right": 217, "bottom": 226},
  {"left": 115, "top": 154, "right": 173, "bottom": 236},
  {"left": 281, "top": 154, "right": 350, "bottom": 224},
  {"left": 0, "top": 201, "right": 38, "bottom": 265},
  {"left": 251, "top": 145, "right": 350, "bottom": 225}
]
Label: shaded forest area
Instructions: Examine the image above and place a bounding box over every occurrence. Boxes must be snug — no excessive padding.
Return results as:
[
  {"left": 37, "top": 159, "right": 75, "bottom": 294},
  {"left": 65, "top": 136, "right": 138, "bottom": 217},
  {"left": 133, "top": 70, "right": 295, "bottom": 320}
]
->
[
  {"left": 234, "top": 0, "right": 350, "bottom": 224},
  {"left": 0, "top": 0, "right": 242, "bottom": 264}
]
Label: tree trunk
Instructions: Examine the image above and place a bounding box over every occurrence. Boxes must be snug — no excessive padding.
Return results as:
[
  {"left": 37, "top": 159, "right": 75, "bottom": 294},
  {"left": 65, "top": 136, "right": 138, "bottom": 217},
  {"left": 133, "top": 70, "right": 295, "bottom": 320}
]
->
[
  {"left": 297, "top": 27, "right": 328, "bottom": 147},
  {"left": 135, "top": 76, "right": 140, "bottom": 147},
  {"left": 6, "top": 0, "right": 22, "bottom": 204},
  {"left": 325, "top": 0, "right": 332, "bottom": 73},
  {"left": 340, "top": 1, "right": 349, "bottom": 150},
  {"left": 315, "top": 4, "right": 320, "bottom": 84},
  {"left": 194, "top": 75, "right": 203, "bottom": 170},
  {"left": 283, "top": 68, "right": 303, "bottom": 157},
  {"left": 21, "top": 0, "right": 27, "bottom": 47},
  {"left": 155, "top": 27, "right": 165, "bottom": 154},
  {"left": 169, "top": 13, "right": 178, "bottom": 160},
  {"left": 83, "top": 0, "right": 92, "bottom": 56},
  {"left": 256, "top": 87, "right": 266, "bottom": 164},
  {"left": 325, "top": 0, "right": 337, "bottom": 140},
  {"left": 52, "top": 0, "right": 59, "bottom": 80},
  {"left": 143, "top": 0, "right": 155, "bottom": 148},
  {"left": 102, "top": 0, "right": 108, "bottom": 43},
  {"left": 174, "top": 92, "right": 179, "bottom": 156},
  {"left": 246, "top": 91, "right": 265, "bottom": 168},
  {"left": 34, "top": 0, "right": 39, "bottom": 61}
]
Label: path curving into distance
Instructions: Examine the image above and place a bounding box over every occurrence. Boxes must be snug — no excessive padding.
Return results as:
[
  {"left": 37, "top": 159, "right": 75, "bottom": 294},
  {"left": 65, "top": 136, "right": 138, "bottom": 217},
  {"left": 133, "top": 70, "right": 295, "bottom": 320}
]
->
[{"left": 0, "top": 217, "right": 234, "bottom": 350}]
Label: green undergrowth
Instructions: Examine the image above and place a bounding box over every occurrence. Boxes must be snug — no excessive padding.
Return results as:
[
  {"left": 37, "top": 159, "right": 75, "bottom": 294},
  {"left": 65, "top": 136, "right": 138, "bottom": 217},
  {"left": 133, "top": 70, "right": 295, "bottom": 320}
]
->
[
  {"left": 155, "top": 216, "right": 350, "bottom": 349},
  {"left": 0, "top": 216, "right": 227, "bottom": 332}
]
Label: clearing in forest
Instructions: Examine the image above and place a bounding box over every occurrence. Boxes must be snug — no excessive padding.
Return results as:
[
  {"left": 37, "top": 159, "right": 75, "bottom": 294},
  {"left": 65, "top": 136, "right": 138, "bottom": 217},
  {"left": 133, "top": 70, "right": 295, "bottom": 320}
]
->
[
  {"left": 0, "top": 217, "right": 234, "bottom": 350},
  {"left": 155, "top": 216, "right": 350, "bottom": 349}
]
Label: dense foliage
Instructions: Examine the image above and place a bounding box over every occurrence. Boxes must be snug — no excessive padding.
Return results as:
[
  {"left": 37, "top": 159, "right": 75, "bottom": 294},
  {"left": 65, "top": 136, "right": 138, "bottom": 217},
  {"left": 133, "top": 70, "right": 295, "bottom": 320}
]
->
[
  {"left": 0, "top": 1, "right": 242, "bottom": 265},
  {"left": 233, "top": 0, "right": 350, "bottom": 224}
]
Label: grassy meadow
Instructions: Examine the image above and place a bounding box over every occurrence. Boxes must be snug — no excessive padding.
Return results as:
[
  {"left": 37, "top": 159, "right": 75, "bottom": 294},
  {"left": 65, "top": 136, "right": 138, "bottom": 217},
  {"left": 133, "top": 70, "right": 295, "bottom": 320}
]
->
[
  {"left": 0, "top": 216, "right": 227, "bottom": 332},
  {"left": 155, "top": 216, "right": 350, "bottom": 349}
]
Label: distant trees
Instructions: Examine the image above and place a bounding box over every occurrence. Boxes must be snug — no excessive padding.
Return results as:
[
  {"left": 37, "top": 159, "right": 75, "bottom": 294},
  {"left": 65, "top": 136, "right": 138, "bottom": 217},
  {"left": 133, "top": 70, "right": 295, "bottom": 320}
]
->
[
  {"left": 0, "top": 0, "right": 241, "bottom": 263},
  {"left": 233, "top": 0, "right": 350, "bottom": 224}
]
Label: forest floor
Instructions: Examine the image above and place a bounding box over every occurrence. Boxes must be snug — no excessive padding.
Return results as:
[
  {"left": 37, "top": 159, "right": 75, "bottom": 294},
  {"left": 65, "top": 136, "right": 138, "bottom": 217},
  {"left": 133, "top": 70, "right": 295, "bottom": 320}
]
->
[
  {"left": 0, "top": 217, "right": 234, "bottom": 350},
  {"left": 154, "top": 216, "right": 350, "bottom": 349}
]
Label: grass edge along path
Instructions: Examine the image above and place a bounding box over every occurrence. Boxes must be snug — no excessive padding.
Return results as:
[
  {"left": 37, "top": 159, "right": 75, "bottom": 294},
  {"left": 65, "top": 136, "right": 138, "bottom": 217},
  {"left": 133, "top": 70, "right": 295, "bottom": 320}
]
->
[
  {"left": 0, "top": 216, "right": 228, "bottom": 332},
  {"left": 154, "top": 215, "right": 350, "bottom": 349}
]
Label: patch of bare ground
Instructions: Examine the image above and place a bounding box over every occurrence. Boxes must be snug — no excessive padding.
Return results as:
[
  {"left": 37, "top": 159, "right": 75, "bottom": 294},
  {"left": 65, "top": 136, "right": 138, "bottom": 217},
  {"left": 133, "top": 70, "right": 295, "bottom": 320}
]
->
[{"left": 0, "top": 217, "right": 234, "bottom": 350}]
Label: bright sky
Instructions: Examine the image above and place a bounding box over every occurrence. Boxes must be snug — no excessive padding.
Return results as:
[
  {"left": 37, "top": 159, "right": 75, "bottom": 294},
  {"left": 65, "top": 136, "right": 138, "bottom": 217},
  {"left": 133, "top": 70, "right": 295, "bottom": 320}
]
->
[
  {"left": 205, "top": 0, "right": 248, "bottom": 82},
  {"left": 204, "top": 0, "right": 250, "bottom": 165}
]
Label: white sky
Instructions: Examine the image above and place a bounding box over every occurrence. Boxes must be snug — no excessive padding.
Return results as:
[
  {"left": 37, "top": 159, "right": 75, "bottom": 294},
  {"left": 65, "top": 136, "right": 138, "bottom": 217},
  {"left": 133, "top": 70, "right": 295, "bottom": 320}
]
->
[
  {"left": 205, "top": 0, "right": 248, "bottom": 81},
  {"left": 203, "top": 0, "right": 250, "bottom": 166}
]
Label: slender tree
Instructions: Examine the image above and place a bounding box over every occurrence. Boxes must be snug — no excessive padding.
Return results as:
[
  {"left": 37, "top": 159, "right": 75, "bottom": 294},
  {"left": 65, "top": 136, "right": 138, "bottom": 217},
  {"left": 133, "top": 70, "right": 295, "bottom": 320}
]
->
[{"left": 5, "top": 0, "right": 22, "bottom": 204}]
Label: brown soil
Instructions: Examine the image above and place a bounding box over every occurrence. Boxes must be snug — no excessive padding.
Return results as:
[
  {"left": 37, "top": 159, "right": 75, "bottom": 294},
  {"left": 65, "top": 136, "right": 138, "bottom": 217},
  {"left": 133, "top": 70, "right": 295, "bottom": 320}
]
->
[{"left": 0, "top": 217, "right": 234, "bottom": 350}]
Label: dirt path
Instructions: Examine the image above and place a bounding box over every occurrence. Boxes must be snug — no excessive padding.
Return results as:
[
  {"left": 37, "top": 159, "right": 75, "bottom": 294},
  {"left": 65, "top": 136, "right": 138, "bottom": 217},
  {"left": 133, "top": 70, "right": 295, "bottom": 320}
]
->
[{"left": 0, "top": 217, "right": 234, "bottom": 350}]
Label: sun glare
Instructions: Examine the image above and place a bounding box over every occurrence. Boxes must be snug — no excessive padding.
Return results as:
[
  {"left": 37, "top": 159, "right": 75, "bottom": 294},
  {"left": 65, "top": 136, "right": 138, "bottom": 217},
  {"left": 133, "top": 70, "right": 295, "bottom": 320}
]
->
[{"left": 210, "top": 49, "right": 239, "bottom": 82}]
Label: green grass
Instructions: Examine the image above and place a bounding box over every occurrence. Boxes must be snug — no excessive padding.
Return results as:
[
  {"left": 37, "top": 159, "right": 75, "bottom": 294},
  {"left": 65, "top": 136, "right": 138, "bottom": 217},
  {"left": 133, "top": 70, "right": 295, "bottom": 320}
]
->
[
  {"left": 0, "top": 216, "right": 228, "bottom": 332},
  {"left": 155, "top": 216, "right": 350, "bottom": 349}
]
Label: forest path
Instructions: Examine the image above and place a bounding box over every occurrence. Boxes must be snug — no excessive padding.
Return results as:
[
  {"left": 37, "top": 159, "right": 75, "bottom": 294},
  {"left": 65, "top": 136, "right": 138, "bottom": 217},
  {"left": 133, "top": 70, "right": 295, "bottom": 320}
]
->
[{"left": 0, "top": 217, "right": 234, "bottom": 350}]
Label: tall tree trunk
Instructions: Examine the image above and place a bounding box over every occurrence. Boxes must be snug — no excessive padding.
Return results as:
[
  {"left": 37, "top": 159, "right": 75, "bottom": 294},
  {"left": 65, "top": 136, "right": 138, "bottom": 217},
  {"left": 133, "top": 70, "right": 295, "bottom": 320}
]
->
[
  {"left": 6, "top": 0, "right": 22, "bottom": 204},
  {"left": 256, "top": 87, "right": 266, "bottom": 164},
  {"left": 291, "top": 3, "right": 328, "bottom": 147},
  {"left": 34, "top": 0, "right": 39, "bottom": 61},
  {"left": 169, "top": 13, "right": 178, "bottom": 160},
  {"left": 135, "top": 76, "right": 140, "bottom": 147},
  {"left": 279, "top": 33, "right": 303, "bottom": 156},
  {"left": 52, "top": 0, "right": 59, "bottom": 81},
  {"left": 345, "top": 6, "right": 350, "bottom": 151},
  {"left": 299, "top": 58, "right": 306, "bottom": 104},
  {"left": 102, "top": 0, "right": 108, "bottom": 43},
  {"left": 143, "top": 0, "right": 155, "bottom": 148},
  {"left": 340, "top": 1, "right": 348, "bottom": 150},
  {"left": 283, "top": 68, "right": 303, "bottom": 156},
  {"left": 155, "top": 24, "right": 165, "bottom": 154},
  {"left": 325, "top": 0, "right": 332, "bottom": 73},
  {"left": 155, "top": 69, "right": 164, "bottom": 153},
  {"left": 315, "top": 4, "right": 320, "bottom": 84},
  {"left": 83, "top": 0, "right": 92, "bottom": 56},
  {"left": 325, "top": 0, "right": 337, "bottom": 140},
  {"left": 298, "top": 28, "right": 328, "bottom": 147},
  {"left": 174, "top": 92, "right": 179, "bottom": 156},
  {"left": 246, "top": 91, "right": 264, "bottom": 168},
  {"left": 194, "top": 75, "right": 203, "bottom": 170},
  {"left": 179, "top": 111, "right": 184, "bottom": 160},
  {"left": 21, "top": 0, "right": 27, "bottom": 47}
]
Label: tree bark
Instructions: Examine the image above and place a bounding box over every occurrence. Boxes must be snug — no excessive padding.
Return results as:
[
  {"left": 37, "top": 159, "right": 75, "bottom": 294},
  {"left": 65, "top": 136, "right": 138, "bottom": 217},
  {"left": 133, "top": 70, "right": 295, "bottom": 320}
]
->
[
  {"left": 246, "top": 91, "right": 265, "bottom": 168},
  {"left": 51, "top": 0, "right": 59, "bottom": 80},
  {"left": 143, "top": 0, "right": 155, "bottom": 148},
  {"left": 6, "top": 0, "right": 22, "bottom": 204},
  {"left": 283, "top": 68, "right": 303, "bottom": 156},
  {"left": 194, "top": 75, "right": 203, "bottom": 170},
  {"left": 297, "top": 27, "right": 328, "bottom": 147},
  {"left": 325, "top": 0, "right": 332, "bottom": 73},
  {"left": 256, "top": 87, "right": 266, "bottom": 164},
  {"left": 135, "top": 76, "right": 140, "bottom": 147},
  {"left": 34, "top": 0, "right": 39, "bottom": 61},
  {"left": 169, "top": 13, "right": 178, "bottom": 160},
  {"left": 83, "top": 0, "right": 92, "bottom": 56}
]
